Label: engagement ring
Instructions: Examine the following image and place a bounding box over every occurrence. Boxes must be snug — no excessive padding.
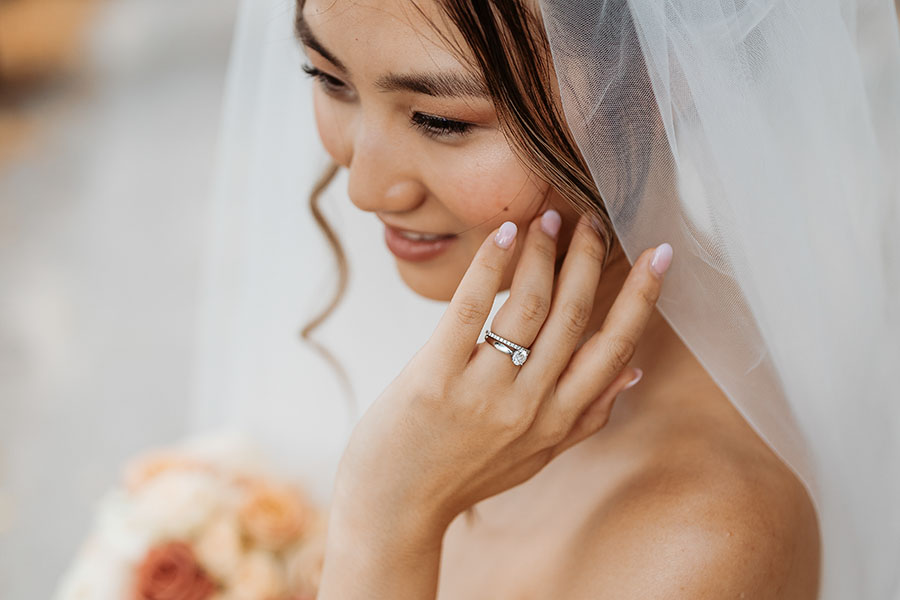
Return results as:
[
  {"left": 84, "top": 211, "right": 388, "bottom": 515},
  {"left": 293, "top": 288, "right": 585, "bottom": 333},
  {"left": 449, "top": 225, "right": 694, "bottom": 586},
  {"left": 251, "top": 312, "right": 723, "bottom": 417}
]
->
[{"left": 484, "top": 329, "right": 530, "bottom": 366}]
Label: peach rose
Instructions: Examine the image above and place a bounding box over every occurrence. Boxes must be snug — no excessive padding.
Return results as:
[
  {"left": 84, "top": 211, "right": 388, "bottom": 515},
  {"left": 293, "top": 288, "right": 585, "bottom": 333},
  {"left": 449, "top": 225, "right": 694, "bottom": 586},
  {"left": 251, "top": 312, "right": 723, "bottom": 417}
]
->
[
  {"left": 133, "top": 541, "right": 217, "bottom": 600},
  {"left": 238, "top": 482, "right": 310, "bottom": 551},
  {"left": 125, "top": 451, "right": 205, "bottom": 492},
  {"left": 194, "top": 516, "right": 243, "bottom": 582}
]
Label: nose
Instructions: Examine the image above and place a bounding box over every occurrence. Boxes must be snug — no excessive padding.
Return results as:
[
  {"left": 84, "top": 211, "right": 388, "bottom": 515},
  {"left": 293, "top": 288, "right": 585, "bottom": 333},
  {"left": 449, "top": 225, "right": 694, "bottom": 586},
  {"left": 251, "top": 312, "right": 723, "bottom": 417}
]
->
[{"left": 345, "top": 118, "right": 426, "bottom": 214}]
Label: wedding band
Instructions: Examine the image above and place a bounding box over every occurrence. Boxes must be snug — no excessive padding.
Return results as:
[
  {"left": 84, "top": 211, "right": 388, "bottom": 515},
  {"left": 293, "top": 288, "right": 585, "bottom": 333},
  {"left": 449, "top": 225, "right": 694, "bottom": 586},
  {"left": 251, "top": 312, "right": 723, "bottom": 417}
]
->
[
  {"left": 484, "top": 329, "right": 530, "bottom": 366},
  {"left": 491, "top": 341, "right": 514, "bottom": 355}
]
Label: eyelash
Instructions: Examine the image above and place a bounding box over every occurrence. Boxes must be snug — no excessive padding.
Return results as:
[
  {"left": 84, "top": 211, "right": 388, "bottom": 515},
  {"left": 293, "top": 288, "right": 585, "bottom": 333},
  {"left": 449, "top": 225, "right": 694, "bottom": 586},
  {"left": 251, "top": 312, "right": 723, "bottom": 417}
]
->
[
  {"left": 302, "top": 64, "right": 349, "bottom": 97},
  {"left": 410, "top": 112, "right": 474, "bottom": 139},
  {"left": 301, "top": 63, "right": 474, "bottom": 140}
]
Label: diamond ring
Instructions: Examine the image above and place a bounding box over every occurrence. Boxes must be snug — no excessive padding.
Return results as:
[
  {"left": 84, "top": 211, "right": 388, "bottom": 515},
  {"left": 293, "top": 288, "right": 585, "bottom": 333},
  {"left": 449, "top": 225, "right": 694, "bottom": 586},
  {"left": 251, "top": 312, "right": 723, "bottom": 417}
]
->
[{"left": 484, "top": 329, "right": 530, "bottom": 366}]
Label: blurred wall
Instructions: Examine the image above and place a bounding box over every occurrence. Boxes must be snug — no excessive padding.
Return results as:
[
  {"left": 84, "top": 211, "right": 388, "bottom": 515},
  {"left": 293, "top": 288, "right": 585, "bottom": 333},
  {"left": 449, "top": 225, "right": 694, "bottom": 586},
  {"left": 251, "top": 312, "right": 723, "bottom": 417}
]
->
[{"left": 0, "top": 1, "right": 238, "bottom": 597}]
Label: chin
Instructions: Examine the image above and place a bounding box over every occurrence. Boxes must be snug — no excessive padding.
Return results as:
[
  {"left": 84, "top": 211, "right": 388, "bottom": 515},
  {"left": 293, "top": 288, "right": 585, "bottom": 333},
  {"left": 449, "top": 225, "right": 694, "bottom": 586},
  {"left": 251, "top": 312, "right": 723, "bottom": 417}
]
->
[{"left": 394, "top": 260, "right": 464, "bottom": 302}]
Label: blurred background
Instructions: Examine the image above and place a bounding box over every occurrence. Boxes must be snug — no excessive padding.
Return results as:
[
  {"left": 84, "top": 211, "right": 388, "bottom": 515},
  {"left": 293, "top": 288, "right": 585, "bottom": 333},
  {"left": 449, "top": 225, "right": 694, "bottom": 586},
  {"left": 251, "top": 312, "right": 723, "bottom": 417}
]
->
[
  {"left": 0, "top": 1, "right": 456, "bottom": 597},
  {"left": 0, "top": 1, "right": 239, "bottom": 597}
]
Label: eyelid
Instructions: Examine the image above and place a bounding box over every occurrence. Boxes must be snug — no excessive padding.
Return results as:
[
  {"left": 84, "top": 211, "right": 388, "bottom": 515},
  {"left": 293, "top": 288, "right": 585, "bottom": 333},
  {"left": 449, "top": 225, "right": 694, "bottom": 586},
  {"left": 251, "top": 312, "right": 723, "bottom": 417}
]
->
[
  {"left": 301, "top": 63, "right": 339, "bottom": 84},
  {"left": 302, "top": 63, "right": 355, "bottom": 99},
  {"left": 410, "top": 111, "right": 475, "bottom": 140}
]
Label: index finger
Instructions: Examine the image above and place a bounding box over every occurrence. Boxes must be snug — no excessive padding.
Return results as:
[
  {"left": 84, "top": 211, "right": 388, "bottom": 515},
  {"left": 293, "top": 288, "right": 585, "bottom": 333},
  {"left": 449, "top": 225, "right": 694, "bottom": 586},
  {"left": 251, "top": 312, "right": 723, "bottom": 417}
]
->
[{"left": 428, "top": 221, "right": 519, "bottom": 368}]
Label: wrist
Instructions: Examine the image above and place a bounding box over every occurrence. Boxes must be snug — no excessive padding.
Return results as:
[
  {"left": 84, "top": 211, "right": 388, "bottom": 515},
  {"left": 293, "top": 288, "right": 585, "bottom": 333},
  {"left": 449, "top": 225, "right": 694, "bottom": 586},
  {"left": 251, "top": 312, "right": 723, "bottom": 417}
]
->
[
  {"left": 317, "top": 505, "right": 445, "bottom": 599},
  {"left": 327, "top": 498, "right": 448, "bottom": 557},
  {"left": 329, "top": 467, "right": 454, "bottom": 553}
]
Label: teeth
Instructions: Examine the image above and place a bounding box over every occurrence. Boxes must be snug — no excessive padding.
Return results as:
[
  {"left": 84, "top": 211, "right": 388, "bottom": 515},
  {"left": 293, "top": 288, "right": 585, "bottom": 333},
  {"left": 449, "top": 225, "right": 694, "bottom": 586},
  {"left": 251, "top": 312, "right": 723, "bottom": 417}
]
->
[{"left": 398, "top": 230, "right": 450, "bottom": 241}]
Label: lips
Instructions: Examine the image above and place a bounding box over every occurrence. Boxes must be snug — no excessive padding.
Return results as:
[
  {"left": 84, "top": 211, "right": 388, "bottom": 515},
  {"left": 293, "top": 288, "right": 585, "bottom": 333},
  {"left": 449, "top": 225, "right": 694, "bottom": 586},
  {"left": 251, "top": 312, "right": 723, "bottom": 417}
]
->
[{"left": 383, "top": 224, "right": 457, "bottom": 262}]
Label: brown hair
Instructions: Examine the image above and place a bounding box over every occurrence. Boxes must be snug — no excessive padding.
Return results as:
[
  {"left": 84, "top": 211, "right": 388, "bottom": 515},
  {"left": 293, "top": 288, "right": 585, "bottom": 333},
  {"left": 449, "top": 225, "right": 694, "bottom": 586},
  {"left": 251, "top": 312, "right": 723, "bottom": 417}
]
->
[{"left": 295, "top": 0, "right": 639, "bottom": 523}]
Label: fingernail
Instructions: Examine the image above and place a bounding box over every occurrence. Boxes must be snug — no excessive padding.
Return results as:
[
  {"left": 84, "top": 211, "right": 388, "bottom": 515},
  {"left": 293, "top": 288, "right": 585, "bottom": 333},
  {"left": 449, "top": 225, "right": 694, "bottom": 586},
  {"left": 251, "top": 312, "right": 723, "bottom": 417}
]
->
[
  {"left": 650, "top": 243, "right": 673, "bottom": 278},
  {"left": 494, "top": 221, "right": 517, "bottom": 249},
  {"left": 623, "top": 368, "right": 643, "bottom": 390},
  {"left": 540, "top": 209, "right": 561, "bottom": 238}
]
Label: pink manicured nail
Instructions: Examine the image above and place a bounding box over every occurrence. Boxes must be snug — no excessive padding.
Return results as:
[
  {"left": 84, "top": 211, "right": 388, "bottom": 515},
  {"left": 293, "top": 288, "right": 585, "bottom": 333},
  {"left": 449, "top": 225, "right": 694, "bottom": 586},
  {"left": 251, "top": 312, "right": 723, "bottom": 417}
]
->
[
  {"left": 494, "top": 221, "right": 517, "bottom": 249},
  {"left": 540, "top": 209, "right": 561, "bottom": 238},
  {"left": 623, "top": 368, "right": 643, "bottom": 390},
  {"left": 650, "top": 243, "right": 673, "bottom": 277}
]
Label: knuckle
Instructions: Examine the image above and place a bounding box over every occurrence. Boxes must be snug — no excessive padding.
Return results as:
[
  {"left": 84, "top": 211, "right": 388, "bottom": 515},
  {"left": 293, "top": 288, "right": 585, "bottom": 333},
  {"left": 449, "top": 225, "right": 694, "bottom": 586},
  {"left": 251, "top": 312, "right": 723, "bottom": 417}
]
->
[
  {"left": 492, "top": 404, "right": 533, "bottom": 437},
  {"left": 518, "top": 290, "right": 551, "bottom": 324},
  {"left": 475, "top": 255, "right": 505, "bottom": 277},
  {"left": 455, "top": 298, "right": 486, "bottom": 326},
  {"left": 405, "top": 372, "right": 451, "bottom": 412},
  {"left": 536, "top": 419, "right": 570, "bottom": 447},
  {"left": 605, "top": 334, "right": 637, "bottom": 372},
  {"left": 560, "top": 297, "right": 593, "bottom": 337},
  {"left": 531, "top": 237, "right": 558, "bottom": 263},
  {"left": 635, "top": 277, "right": 661, "bottom": 308},
  {"left": 581, "top": 233, "right": 606, "bottom": 265}
]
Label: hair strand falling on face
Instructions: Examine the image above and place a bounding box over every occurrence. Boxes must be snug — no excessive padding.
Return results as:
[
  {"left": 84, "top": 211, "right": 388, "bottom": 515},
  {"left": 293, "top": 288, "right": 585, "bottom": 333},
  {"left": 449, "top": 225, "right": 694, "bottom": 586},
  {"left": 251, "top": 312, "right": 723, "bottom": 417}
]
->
[{"left": 298, "top": 161, "right": 359, "bottom": 425}]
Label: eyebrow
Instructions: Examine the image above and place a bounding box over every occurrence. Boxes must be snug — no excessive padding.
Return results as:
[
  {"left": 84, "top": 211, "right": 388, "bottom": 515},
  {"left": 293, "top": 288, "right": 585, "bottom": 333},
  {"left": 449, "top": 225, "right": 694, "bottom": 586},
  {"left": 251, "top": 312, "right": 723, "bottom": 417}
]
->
[
  {"left": 295, "top": 10, "right": 490, "bottom": 99},
  {"left": 295, "top": 10, "right": 347, "bottom": 71},
  {"left": 375, "top": 72, "right": 489, "bottom": 99}
]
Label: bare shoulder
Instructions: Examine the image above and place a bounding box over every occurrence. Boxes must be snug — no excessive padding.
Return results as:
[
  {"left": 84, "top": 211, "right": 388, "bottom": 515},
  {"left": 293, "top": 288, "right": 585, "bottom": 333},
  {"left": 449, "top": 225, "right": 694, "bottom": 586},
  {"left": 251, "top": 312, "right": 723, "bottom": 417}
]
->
[{"left": 555, "top": 431, "right": 821, "bottom": 599}]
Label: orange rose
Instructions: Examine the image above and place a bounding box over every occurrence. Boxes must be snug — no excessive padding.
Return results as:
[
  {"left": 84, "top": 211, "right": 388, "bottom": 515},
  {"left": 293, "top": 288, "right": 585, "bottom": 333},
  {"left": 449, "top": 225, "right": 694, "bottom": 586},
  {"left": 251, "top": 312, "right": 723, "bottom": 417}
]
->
[
  {"left": 238, "top": 482, "right": 311, "bottom": 551},
  {"left": 133, "top": 541, "right": 217, "bottom": 600}
]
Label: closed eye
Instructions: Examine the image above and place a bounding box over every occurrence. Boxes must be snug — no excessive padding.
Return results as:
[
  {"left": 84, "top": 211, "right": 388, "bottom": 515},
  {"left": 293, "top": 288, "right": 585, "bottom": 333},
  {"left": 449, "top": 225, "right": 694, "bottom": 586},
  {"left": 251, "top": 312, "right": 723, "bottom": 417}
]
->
[
  {"left": 411, "top": 112, "right": 474, "bottom": 140},
  {"left": 303, "top": 64, "right": 474, "bottom": 141},
  {"left": 302, "top": 64, "right": 353, "bottom": 99}
]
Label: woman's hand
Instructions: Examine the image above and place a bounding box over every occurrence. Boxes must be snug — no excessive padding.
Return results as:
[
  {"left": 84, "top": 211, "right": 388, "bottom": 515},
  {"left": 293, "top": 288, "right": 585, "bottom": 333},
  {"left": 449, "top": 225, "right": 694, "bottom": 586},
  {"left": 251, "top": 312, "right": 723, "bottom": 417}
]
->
[{"left": 330, "top": 210, "right": 672, "bottom": 550}]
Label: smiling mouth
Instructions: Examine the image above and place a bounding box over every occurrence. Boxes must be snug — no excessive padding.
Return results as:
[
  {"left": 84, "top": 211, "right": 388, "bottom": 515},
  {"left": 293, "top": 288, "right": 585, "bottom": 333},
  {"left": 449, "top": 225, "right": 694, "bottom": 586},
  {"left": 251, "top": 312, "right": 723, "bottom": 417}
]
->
[
  {"left": 383, "top": 224, "right": 459, "bottom": 262},
  {"left": 394, "top": 230, "right": 456, "bottom": 241}
]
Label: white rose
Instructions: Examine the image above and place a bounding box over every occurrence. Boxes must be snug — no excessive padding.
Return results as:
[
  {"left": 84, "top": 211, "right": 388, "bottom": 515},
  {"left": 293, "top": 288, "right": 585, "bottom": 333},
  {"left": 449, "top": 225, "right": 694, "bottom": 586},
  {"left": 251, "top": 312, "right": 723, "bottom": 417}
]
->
[
  {"left": 127, "top": 469, "right": 235, "bottom": 541},
  {"left": 53, "top": 536, "right": 132, "bottom": 600}
]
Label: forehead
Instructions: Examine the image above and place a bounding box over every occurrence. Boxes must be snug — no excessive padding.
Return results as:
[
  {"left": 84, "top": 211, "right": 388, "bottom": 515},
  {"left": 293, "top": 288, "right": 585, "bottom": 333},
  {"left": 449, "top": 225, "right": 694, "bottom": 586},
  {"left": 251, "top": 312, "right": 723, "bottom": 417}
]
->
[{"left": 301, "top": 0, "right": 470, "bottom": 73}]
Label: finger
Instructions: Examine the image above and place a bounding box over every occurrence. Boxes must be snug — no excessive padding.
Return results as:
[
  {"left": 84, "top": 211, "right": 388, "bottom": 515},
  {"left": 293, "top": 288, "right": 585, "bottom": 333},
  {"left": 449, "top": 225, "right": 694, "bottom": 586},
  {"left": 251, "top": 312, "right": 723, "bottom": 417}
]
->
[
  {"left": 473, "top": 209, "right": 561, "bottom": 376},
  {"left": 550, "top": 243, "right": 670, "bottom": 420},
  {"left": 548, "top": 367, "right": 642, "bottom": 459},
  {"left": 518, "top": 213, "right": 606, "bottom": 384},
  {"left": 429, "top": 221, "right": 519, "bottom": 368}
]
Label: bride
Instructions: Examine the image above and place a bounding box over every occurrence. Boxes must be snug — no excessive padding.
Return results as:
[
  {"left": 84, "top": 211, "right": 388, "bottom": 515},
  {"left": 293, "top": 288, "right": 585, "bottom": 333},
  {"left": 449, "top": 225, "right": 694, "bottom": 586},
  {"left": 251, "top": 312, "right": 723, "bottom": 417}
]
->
[
  {"left": 296, "top": 0, "right": 822, "bottom": 597},
  {"left": 200, "top": 0, "right": 900, "bottom": 598}
]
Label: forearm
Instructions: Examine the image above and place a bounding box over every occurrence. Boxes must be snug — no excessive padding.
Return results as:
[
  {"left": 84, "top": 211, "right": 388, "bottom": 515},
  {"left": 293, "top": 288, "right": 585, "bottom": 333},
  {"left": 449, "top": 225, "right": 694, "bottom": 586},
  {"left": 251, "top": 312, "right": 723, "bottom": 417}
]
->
[{"left": 316, "top": 508, "right": 446, "bottom": 599}]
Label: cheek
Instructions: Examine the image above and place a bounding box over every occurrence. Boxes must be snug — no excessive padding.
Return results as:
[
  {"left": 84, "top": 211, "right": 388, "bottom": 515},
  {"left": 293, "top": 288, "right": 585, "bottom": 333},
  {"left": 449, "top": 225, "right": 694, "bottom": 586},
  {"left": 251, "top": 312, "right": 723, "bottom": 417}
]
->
[
  {"left": 427, "top": 137, "right": 546, "bottom": 227},
  {"left": 312, "top": 92, "right": 352, "bottom": 167},
  {"left": 394, "top": 137, "right": 553, "bottom": 301}
]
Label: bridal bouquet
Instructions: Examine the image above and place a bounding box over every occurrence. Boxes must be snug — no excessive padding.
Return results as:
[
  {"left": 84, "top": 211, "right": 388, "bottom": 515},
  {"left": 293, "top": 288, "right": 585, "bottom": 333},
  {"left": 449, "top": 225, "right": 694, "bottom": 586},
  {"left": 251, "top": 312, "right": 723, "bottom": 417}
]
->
[{"left": 55, "top": 434, "right": 327, "bottom": 600}]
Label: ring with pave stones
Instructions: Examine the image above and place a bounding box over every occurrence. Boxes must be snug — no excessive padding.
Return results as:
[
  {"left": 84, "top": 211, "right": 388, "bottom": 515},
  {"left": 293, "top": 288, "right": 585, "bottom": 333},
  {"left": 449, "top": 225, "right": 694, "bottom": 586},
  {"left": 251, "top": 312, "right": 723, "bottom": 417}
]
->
[{"left": 484, "top": 329, "right": 530, "bottom": 366}]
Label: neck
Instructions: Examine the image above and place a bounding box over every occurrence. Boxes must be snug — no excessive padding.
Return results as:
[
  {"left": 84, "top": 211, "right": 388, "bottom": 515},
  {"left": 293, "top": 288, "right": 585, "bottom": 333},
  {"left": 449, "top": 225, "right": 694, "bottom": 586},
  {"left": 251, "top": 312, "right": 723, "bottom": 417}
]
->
[{"left": 578, "top": 238, "right": 727, "bottom": 427}]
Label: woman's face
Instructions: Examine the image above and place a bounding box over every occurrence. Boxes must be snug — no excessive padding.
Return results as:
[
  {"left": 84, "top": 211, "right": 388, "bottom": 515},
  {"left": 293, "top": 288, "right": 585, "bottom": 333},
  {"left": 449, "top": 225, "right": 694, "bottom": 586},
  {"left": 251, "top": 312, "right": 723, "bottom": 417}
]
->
[{"left": 300, "top": 0, "right": 579, "bottom": 300}]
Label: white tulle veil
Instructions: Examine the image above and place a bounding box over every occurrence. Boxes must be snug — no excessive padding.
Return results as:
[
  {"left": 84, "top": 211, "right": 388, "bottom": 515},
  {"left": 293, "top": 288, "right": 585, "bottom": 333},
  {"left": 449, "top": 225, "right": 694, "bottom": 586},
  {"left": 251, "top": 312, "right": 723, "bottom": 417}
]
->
[
  {"left": 538, "top": 1, "right": 900, "bottom": 597},
  {"left": 192, "top": 0, "right": 900, "bottom": 598}
]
